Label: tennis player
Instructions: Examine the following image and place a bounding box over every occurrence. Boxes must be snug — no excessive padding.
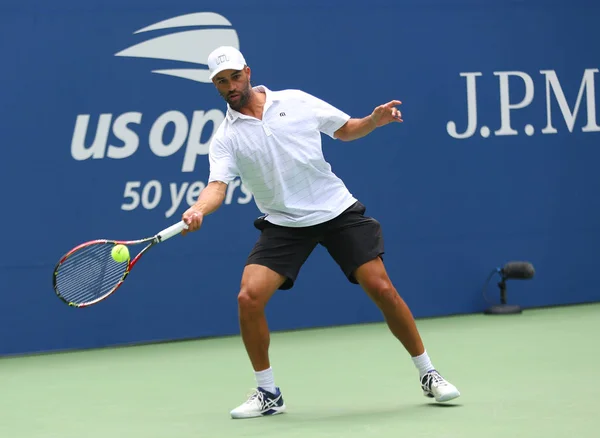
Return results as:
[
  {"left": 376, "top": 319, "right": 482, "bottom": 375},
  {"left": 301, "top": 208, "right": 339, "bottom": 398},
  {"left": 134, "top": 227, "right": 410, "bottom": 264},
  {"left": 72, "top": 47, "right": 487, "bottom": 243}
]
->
[{"left": 182, "top": 46, "right": 460, "bottom": 419}]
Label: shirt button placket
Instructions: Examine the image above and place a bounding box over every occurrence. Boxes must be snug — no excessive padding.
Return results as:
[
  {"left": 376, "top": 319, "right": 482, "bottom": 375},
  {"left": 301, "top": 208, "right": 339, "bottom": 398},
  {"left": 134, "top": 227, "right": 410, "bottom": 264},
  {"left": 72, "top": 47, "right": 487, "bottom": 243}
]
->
[{"left": 262, "top": 122, "right": 273, "bottom": 137}]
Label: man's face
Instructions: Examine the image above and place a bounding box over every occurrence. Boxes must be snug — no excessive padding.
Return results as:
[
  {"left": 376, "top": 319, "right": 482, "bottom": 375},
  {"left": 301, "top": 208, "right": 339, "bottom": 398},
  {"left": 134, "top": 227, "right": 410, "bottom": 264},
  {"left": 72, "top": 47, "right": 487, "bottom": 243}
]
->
[{"left": 212, "top": 67, "right": 252, "bottom": 111}]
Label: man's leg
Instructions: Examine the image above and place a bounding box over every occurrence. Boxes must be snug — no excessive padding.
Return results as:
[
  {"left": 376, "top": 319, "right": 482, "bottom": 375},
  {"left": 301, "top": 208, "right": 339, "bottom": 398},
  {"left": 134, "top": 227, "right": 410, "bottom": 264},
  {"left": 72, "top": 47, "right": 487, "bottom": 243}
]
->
[
  {"left": 321, "top": 201, "right": 460, "bottom": 402},
  {"left": 238, "top": 263, "right": 286, "bottom": 374},
  {"left": 353, "top": 257, "right": 460, "bottom": 402},
  {"left": 230, "top": 264, "right": 287, "bottom": 419},
  {"left": 353, "top": 257, "right": 424, "bottom": 357},
  {"left": 231, "top": 219, "right": 317, "bottom": 419}
]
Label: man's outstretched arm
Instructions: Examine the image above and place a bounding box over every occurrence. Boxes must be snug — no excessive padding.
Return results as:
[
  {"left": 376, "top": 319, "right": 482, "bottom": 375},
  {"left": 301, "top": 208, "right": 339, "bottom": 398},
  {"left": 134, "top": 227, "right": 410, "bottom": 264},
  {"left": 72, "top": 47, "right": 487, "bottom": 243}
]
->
[
  {"left": 181, "top": 181, "right": 228, "bottom": 235},
  {"left": 334, "top": 100, "right": 403, "bottom": 141}
]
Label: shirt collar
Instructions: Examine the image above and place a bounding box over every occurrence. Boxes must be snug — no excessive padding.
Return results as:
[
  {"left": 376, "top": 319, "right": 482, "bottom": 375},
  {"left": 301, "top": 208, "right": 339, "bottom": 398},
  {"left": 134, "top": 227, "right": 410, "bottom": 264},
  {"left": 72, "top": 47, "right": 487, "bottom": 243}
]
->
[{"left": 226, "top": 85, "right": 277, "bottom": 123}]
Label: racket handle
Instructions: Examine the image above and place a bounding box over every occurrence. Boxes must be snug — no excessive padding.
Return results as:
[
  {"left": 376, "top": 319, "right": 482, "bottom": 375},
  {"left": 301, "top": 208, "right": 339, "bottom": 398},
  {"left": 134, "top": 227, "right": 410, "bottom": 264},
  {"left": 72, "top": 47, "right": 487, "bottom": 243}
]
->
[{"left": 157, "top": 220, "right": 189, "bottom": 242}]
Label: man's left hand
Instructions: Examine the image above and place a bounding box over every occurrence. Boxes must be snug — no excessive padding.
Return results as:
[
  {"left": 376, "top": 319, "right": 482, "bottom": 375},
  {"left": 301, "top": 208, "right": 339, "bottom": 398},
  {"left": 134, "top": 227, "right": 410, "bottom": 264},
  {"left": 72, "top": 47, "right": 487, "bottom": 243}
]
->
[{"left": 371, "top": 100, "right": 403, "bottom": 127}]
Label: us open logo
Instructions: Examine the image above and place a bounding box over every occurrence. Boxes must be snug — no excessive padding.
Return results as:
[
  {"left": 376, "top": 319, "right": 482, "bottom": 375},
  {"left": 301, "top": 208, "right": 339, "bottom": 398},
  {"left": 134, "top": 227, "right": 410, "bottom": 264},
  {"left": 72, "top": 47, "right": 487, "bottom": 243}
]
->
[
  {"left": 115, "top": 12, "right": 240, "bottom": 84},
  {"left": 70, "top": 12, "right": 253, "bottom": 220}
]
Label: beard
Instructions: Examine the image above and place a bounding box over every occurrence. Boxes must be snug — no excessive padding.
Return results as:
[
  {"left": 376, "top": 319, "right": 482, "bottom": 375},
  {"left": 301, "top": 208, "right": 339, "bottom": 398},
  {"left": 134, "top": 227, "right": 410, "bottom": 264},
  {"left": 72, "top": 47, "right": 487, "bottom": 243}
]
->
[{"left": 223, "top": 81, "right": 252, "bottom": 111}]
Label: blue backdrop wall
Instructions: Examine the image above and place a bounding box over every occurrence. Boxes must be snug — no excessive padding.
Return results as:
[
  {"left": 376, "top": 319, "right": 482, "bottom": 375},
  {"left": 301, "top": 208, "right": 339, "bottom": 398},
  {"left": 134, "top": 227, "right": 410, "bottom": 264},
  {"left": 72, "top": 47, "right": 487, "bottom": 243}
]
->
[{"left": 1, "top": 0, "right": 599, "bottom": 356}]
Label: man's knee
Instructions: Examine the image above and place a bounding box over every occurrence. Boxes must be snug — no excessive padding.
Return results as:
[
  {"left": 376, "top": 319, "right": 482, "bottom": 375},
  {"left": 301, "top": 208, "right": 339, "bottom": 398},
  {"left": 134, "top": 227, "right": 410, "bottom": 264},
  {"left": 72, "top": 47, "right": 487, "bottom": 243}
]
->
[
  {"left": 355, "top": 259, "right": 399, "bottom": 305},
  {"left": 363, "top": 277, "right": 398, "bottom": 305},
  {"left": 237, "top": 265, "right": 284, "bottom": 313},
  {"left": 237, "top": 283, "right": 268, "bottom": 313}
]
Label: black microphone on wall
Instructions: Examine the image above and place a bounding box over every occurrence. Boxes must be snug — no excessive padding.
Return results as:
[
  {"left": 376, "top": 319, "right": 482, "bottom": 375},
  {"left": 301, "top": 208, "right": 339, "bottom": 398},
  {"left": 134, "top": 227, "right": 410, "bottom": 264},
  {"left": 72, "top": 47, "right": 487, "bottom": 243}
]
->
[
  {"left": 483, "top": 260, "right": 536, "bottom": 315},
  {"left": 499, "top": 262, "right": 535, "bottom": 280}
]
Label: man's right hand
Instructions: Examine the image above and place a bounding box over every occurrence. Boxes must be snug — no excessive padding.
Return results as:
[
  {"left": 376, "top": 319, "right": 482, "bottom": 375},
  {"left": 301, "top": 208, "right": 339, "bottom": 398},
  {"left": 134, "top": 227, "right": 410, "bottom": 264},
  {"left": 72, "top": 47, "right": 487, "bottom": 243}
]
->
[{"left": 182, "top": 207, "right": 204, "bottom": 235}]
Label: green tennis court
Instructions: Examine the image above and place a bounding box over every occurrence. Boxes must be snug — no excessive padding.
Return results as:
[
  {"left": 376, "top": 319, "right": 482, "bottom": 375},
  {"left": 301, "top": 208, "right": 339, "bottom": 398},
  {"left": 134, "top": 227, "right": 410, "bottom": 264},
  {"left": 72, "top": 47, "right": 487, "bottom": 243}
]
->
[{"left": 1, "top": 303, "right": 597, "bottom": 438}]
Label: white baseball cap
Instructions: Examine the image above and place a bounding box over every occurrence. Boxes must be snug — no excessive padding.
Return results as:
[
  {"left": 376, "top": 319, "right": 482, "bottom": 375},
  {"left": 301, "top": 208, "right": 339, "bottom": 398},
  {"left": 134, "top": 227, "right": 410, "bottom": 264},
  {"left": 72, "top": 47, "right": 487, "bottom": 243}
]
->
[{"left": 207, "top": 46, "right": 247, "bottom": 80}]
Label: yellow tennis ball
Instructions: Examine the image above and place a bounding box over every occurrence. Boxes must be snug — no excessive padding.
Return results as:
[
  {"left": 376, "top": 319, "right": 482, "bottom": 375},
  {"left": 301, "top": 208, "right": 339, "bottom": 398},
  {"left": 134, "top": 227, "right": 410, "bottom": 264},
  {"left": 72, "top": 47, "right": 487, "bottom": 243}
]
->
[{"left": 111, "top": 244, "right": 130, "bottom": 263}]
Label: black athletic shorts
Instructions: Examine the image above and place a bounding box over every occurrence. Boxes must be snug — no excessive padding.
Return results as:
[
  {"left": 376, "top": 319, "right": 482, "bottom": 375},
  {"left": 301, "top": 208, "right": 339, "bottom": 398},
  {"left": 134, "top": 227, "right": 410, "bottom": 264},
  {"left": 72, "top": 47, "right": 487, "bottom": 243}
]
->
[{"left": 246, "top": 201, "right": 385, "bottom": 290}]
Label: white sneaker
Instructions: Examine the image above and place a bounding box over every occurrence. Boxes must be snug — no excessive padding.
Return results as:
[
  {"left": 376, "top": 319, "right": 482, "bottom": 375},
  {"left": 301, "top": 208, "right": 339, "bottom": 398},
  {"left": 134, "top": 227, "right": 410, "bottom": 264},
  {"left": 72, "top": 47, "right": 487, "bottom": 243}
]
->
[
  {"left": 421, "top": 370, "right": 461, "bottom": 402},
  {"left": 230, "top": 387, "right": 286, "bottom": 419}
]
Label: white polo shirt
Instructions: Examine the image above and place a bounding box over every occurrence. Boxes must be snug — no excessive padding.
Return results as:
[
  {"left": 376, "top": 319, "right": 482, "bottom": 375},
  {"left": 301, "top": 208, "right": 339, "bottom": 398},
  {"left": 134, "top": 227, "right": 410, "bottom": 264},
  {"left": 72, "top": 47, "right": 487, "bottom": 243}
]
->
[{"left": 208, "top": 85, "right": 358, "bottom": 227}]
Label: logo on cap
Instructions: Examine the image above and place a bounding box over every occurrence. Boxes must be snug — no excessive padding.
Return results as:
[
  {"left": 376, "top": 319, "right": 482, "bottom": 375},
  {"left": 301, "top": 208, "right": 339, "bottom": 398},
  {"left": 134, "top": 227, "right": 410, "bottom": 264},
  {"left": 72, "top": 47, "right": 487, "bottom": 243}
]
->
[{"left": 216, "top": 54, "right": 230, "bottom": 65}]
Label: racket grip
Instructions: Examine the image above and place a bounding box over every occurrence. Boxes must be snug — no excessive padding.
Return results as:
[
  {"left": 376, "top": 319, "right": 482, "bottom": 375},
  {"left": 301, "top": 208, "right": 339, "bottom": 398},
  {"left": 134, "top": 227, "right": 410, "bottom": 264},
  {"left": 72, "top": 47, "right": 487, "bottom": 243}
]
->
[{"left": 158, "top": 220, "right": 189, "bottom": 242}]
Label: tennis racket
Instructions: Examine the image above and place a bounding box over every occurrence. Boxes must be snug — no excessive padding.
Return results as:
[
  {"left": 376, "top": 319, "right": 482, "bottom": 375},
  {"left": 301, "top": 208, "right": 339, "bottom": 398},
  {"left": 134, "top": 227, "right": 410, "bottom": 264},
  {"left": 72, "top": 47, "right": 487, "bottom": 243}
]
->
[{"left": 52, "top": 220, "right": 188, "bottom": 308}]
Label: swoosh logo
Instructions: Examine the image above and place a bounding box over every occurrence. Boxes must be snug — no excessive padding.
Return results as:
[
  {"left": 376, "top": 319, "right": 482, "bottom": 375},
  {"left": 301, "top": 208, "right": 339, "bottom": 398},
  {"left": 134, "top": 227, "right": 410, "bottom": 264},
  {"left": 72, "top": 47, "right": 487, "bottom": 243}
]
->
[{"left": 115, "top": 12, "right": 239, "bottom": 83}]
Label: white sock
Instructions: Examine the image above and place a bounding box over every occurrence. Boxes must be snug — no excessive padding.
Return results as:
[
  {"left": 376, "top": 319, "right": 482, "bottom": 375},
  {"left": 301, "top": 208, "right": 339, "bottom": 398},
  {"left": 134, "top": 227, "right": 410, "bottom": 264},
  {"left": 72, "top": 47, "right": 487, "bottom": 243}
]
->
[
  {"left": 412, "top": 350, "right": 434, "bottom": 378},
  {"left": 255, "top": 367, "right": 276, "bottom": 394}
]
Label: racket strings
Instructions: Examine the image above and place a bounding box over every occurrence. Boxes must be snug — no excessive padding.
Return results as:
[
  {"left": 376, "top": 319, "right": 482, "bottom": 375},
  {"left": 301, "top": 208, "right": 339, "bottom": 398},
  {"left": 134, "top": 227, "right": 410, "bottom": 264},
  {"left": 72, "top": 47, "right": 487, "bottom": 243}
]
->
[{"left": 55, "top": 243, "right": 129, "bottom": 305}]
